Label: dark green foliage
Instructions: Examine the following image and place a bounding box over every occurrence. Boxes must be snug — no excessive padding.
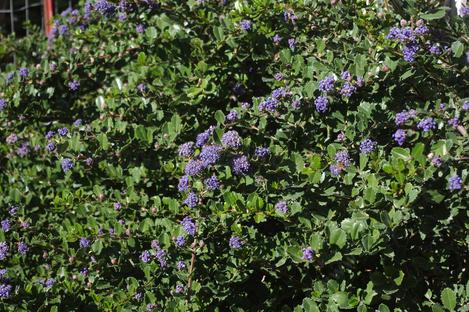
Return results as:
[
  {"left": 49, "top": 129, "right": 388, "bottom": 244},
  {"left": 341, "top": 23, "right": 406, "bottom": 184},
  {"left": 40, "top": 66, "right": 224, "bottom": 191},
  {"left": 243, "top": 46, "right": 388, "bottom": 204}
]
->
[{"left": 0, "top": 0, "right": 468, "bottom": 311}]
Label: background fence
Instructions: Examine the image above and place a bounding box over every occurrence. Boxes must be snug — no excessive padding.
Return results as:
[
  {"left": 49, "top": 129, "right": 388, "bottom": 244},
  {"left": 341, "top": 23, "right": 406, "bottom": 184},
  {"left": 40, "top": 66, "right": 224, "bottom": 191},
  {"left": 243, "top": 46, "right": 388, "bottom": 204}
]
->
[{"left": 0, "top": 0, "right": 78, "bottom": 37}]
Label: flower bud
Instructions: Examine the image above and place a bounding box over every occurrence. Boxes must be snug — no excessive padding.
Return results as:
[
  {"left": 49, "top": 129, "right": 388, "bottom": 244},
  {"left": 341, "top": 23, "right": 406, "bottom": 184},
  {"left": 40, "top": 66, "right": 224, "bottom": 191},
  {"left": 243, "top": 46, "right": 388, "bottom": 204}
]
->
[{"left": 381, "top": 65, "right": 390, "bottom": 73}]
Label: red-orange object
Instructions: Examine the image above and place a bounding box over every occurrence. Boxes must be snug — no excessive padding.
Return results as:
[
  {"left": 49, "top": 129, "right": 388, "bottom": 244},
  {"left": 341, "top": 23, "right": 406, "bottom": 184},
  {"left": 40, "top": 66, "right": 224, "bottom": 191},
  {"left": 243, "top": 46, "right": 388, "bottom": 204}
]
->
[{"left": 43, "top": 0, "right": 54, "bottom": 36}]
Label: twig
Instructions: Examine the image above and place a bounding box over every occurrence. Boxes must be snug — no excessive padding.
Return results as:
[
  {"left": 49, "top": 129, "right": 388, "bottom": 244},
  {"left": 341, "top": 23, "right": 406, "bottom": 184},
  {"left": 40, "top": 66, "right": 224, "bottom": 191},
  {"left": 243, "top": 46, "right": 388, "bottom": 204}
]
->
[{"left": 186, "top": 239, "right": 198, "bottom": 303}]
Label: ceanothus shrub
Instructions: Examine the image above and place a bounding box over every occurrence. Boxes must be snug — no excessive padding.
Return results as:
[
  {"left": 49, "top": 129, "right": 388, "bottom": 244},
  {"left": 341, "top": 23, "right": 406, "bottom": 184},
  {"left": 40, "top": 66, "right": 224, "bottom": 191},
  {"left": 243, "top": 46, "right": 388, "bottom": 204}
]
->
[{"left": 0, "top": 0, "right": 468, "bottom": 311}]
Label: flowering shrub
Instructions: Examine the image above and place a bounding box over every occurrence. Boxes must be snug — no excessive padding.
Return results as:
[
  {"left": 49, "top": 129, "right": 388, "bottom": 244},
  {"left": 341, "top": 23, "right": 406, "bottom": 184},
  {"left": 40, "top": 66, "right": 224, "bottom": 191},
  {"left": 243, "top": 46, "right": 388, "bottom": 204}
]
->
[{"left": 0, "top": 0, "right": 468, "bottom": 311}]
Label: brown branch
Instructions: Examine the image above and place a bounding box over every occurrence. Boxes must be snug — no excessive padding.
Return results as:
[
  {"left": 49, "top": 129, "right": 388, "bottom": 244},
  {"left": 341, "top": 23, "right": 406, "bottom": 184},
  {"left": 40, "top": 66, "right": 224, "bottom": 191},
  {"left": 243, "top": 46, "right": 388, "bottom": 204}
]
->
[{"left": 186, "top": 239, "right": 198, "bottom": 303}]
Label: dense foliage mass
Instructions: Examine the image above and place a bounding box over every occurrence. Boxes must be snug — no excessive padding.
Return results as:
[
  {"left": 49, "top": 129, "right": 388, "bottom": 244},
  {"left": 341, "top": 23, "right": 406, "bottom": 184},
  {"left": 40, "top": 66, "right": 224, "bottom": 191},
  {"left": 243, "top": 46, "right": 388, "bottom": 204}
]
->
[{"left": 0, "top": 0, "right": 468, "bottom": 311}]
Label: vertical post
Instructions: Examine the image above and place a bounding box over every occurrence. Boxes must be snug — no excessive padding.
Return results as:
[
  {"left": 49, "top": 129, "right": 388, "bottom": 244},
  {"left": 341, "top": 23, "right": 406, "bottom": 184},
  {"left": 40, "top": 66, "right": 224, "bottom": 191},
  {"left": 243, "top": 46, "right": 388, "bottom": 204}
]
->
[
  {"left": 43, "top": 0, "right": 53, "bottom": 36},
  {"left": 9, "top": 0, "right": 14, "bottom": 34},
  {"left": 25, "top": 0, "right": 29, "bottom": 35}
]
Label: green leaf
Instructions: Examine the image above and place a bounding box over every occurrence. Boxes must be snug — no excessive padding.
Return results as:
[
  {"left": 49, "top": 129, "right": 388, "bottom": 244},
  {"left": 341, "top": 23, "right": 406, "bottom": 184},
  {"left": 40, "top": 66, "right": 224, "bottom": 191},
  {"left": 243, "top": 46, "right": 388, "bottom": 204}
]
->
[
  {"left": 400, "top": 70, "right": 414, "bottom": 81},
  {"left": 378, "top": 304, "right": 390, "bottom": 312},
  {"left": 325, "top": 252, "right": 342, "bottom": 264},
  {"left": 329, "top": 228, "right": 347, "bottom": 249},
  {"left": 411, "top": 143, "right": 426, "bottom": 164},
  {"left": 391, "top": 147, "right": 411, "bottom": 161},
  {"left": 146, "top": 27, "right": 158, "bottom": 39},
  {"left": 91, "top": 240, "right": 103, "bottom": 255},
  {"left": 421, "top": 7, "right": 449, "bottom": 20},
  {"left": 451, "top": 41, "right": 464, "bottom": 58},
  {"left": 215, "top": 110, "right": 225, "bottom": 125},
  {"left": 287, "top": 246, "right": 304, "bottom": 263},
  {"left": 431, "top": 304, "right": 445, "bottom": 312},
  {"left": 441, "top": 288, "right": 456, "bottom": 311},
  {"left": 303, "top": 298, "right": 319, "bottom": 312},
  {"left": 212, "top": 26, "right": 225, "bottom": 41}
]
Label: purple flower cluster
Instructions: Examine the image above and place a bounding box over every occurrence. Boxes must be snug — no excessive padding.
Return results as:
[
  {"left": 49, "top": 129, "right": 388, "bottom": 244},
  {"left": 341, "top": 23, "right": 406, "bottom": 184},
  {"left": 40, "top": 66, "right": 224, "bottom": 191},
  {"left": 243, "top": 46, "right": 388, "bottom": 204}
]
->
[
  {"left": 137, "top": 83, "right": 146, "bottom": 93},
  {"left": 6, "top": 133, "right": 18, "bottom": 144},
  {"left": 275, "top": 201, "right": 288, "bottom": 213},
  {"left": 428, "top": 43, "right": 441, "bottom": 55},
  {"left": 19, "top": 67, "right": 29, "bottom": 78},
  {"left": 184, "top": 159, "right": 204, "bottom": 176},
  {"left": 258, "top": 97, "right": 279, "bottom": 112},
  {"left": 284, "top": 9, "right": 298, "bottom": 24},
  {"left": 176, "top": 261, "right": 185, "bottom": 270},
  {"left": 463, "top": 101, "right": 469, "bottom": 110},
  {"left": 271, "top": 87, "right": 289, "bottom": 99},
  {"left": 232, "top": 155, "right": 250, "bottom": 175},
  {"left": 335, "top": 150, "right": 351, "bottom": 167},
  {"left": 140, "top": 250, "right": 151, "bottom": 263},
  {"left": 17, "top": 242, "right": 28, "bottom": 255},
  {"left": 178, "top": 175, "right": 190, "bottom": 192},
  {"left": 239, "top": 20, "right": 252, "bottom": 31},
  {"left": 314, "top": 96, "right": 328, "bottom": 113},
  {"left": 337, "top": 132, "right": 346, "bottom": 142},
  {"left": 402, "top": 42, "right": 419, "bottom": 62},
  {"left": 255, "top": 147, "right": 270, "bottom": 158},
  {"left": 274, "top": 73, "right": 284, "bottom": 81},
  {"left": 417, "top": 117, "right": 436, "bottom": 132},
  {"left": 222, "top": 130, "right": 242, "bottom": 149},
  {"left": 79, "top": 237, "right": 90, "bottom": 248},
  {"left": 178, "top": 142, "right": 194, "bottom": 158},
  {"left": 183, "top": 192, "right": 198, "bottom": 208},
  {"left": 61, "top": 158, "right": 74, "bottom": 172},
  {"left": 136, "top": 24, "right": 145, "bottom": 33},
  {"left": 0, "top": 242, "right": 8, "bottom": 260},
  {"left": 359, "top": 139, "right": 377, "bottom": 154},
  {"left": 196, "top": 126, "right": 215, "bottom": 147},
  {"left": 94, "top": 0, "right": 116, "bottom": 16},
  {"left": 174, "top": 236, "right": 185, "bottom": 247},
  {"left": 59, "top": 25, "right": 69, "bottom": 36},
  {"left": 302, "top": 247, "right": 314, "bottom": 261},
  {"left": 180, "top": 217, "right": 196, "bottom": 236},
  {"left": 73, "top": 119, "right": 82, "bottom": 127},
  {"left": 387, "top": 26, "right": 415, "bottom": 42},
  {"left": 44, "top": 278, "right": 57, "bottom": 289},
  {"left": 204, "top": 175, "right": 220, "bottom": 190},
  {"left": 448, "top": 117, "right": 459, "bottom": 127},
  {"left": 448, "top": 175, "right": 463, "bottom": 191},
  {"left": 199, "top": 145, "right": 223, "bottom": 166},
  {"left": 291, "top": 100, "right": 301, "bottom": 110},
  {"left": 58, "top": 127, "right": 69, "bottom": 136},
  {"left": 175, "top": 284, "right": 184, "bottom": 294},
  {"left": 75, "top": 270, "right": 87, "bottom": 281},
  {"left": 0, "top": 283, "right": 12, "bottom": 298},
  {"left": 1, "top": 220, "right": 10, "bottom": 232},
  {"left": 15, "top": 142, "right": 29, "bottom": 157},
  {"left": 393, "top": 129, "right": 406, "bottom": 146},
  {"left": 226, "top": 110, "right": 238, "bottom": 122},
  {"left": 339, "top": 82, "right": 357, "bottom": 97},
  {"left": 318, "top": 76, "right": 336, "bottom": 93},
  {"left": 431, "top": 156, "right": 442, "bottom": 167},
  {"left": 330, "top": 150, "right": 351, "bottom": 176},
  {"left": 0, "top": 98, "right": 7, "bottom": 110},
  {"left": 386, "top": 22, "right": 428, "bottom": 62},
  {"left": 69, "top": 80, "right": 80, "bottom": 91},
  {"left": 273, "top": 34, "right": 282, "bottom": 44},
  {"left": 155, "top": 248, "right": 167, "bottom": 268},
  {"left": 229, "top": 236, "right": 243, "bottom": 249},
  {"left": 341, "top": 71, "right": 351, "bottom": 81},
  {"left": 395, "top": 109, "right": 417, "bottom": 125},
  {"left": 45, "top": 131, "right": 55, "bottom": 140}
]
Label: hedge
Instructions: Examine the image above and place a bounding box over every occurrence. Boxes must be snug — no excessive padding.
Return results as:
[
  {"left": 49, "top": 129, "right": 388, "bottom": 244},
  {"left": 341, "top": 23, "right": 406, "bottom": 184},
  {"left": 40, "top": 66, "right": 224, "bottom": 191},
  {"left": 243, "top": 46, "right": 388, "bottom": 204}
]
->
[{"left": 0, "top": 0, "right": 468, "bottom": 311}]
